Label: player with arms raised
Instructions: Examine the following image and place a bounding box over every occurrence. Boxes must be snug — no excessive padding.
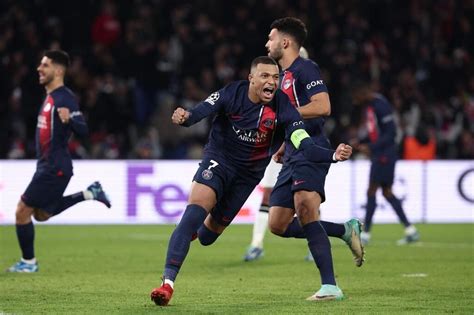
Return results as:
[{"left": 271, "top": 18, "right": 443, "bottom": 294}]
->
[
  {"left": 150, "top": 56, "right": 352, "bottom": 306},
  {"left": 6, "top": 50, "right": 111, "bottom": 273}
]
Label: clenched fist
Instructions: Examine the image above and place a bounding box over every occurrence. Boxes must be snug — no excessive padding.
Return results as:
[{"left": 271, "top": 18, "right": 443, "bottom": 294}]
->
[
  {"left": 334, "top": 143, "right": 353, "bottom": 161},
  {"left": 172, "top": 107, "right": 190, "bottom": 125},
  {"left": 57, "top": 107, "right": 70, "bottom": 123}
]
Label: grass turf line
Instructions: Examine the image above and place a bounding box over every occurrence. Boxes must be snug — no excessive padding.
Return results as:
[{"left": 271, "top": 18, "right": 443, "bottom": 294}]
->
[{"left": 0, "top": 224, "right": 473, "bottom": 314}]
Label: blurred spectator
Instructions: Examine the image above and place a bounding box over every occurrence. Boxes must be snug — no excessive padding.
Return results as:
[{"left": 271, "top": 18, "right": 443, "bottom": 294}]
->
[
  {"left": 402, "top": 125, "right": 436, "bottom": 160},
  {"left": 0, "top": 0, "right": 472, "bottom": 160}
]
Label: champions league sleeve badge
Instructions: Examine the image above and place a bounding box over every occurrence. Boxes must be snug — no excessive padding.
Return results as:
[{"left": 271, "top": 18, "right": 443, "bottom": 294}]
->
[{"left": 202, "top": 169, "right": 213, "bottom": 180}]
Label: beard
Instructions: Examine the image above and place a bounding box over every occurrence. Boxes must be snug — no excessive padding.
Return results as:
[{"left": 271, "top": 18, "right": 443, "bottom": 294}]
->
[
  {"left": 269, "top": 46, "right": 284, "bottom": 61},
  {"left": 39, "top": 74, "right": 54, "bottom": 86}
]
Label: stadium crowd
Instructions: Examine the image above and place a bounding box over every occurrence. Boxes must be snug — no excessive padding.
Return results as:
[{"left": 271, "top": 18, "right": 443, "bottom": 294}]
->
[{"left": 0, "top": 0, "right": 472, "bottom": 160}]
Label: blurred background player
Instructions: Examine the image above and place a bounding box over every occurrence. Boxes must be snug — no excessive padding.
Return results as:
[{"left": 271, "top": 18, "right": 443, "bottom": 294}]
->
[
  {"left": 243, "top": 46, "right": 308, "bottom": 262},
  {"left": 351, "top": 81, "right": 420, "bottom": 245},
  {"left": 150, "top": 56, "right": 351, "bottom": 306},
  {"left": 6, "top": 50, "right": 111, "bottom": 273}
]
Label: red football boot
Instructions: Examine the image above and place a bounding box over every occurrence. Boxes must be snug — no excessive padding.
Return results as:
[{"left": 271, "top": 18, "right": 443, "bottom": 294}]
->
[{"left": 151, "top": 283, "right": 174, "bottom": 306}]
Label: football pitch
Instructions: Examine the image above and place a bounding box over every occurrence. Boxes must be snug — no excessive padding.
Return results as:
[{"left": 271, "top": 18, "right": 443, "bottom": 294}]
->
[{"left": 1, "top": 224, "right": 473, "bottom": 314}]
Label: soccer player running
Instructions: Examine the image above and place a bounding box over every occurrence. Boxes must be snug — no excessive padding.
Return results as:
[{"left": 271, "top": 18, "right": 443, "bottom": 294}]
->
[
  {"left": 150, "top": 56, "right": 352, "bottom": 306},
  {"left": 6, "top": 50, "right": 111, "bottom": 273},
  {"left": 351, "top": 81, "right": 420, "bottom": 245},
  {"left": 264, "top": 17, "right": 365, "bottom": 300}
]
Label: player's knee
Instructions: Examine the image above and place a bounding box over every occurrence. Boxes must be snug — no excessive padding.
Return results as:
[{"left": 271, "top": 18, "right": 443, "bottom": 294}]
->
[
  {"left": 367, "top": 184, "right": 378, "bottom": 196},
  {"left": 268, "top": 221, "right": 286, "bottom": 235},
  {"left": 382, "top": 187, "right": 393, "bottom": 198},
  {"left": 33, "top": 209, "right": 51, "bottom": 222},
  {"left": 15, "top": 201, "right": 33, "bottom": 223},
  {"left": 295, "top": 203, "right": 318, "bottom": 223},
  {"left": 367, "top": 189, "right": 377, "bottom": 198}
]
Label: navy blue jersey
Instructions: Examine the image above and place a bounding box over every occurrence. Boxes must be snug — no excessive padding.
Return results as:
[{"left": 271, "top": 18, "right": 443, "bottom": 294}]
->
[
  {"left": 363, "top": 94, "right": 398, "bottom": 160},
  {"left": 183, "top": 80, "right": 305, "bottom": 176},
  {"left": 279, "top": 57, "right": 331, "bottom": 162},
  {"left": 35, "top": 86, "right": 88, "bottom": 175}
]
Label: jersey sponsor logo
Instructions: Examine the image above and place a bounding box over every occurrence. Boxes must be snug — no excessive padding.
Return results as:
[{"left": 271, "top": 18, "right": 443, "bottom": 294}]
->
[
  {"left": 232, "top": 126, "right": 269, "bottom": 144},
  {"left": 37, "top": 115, "right": 48, "bottom": 129},
  {"left": 292, "top": 120, "right": 303, "bottom": 127},
  {"left": 43, "top": 102, "right": 52, "bottom": 112},
  {"left": 201, "top": 169, "right": 213, "bottom": 180},
  {"left": 205, "top": 91, "right": 220, "bottom": 105},
  {"left": 306, "top": 80, "right": 323, "bottom": 89},
  {"left": 283, "top": 79, "right": 292, "bottom": 90}
]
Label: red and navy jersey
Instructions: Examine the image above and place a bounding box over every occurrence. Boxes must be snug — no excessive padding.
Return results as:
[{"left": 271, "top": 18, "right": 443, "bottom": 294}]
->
[
  {"left": 363, "top": 93, "right": 398, "bottom": 161},
  {"left": 35, "top": 86, "right": 88, "bottom": 175},
  {"left": 183, "top": 80, "right": 304, "bottom": 177},
  {"left": 279, "top": 57, "right": 331, "bottom": 162}
]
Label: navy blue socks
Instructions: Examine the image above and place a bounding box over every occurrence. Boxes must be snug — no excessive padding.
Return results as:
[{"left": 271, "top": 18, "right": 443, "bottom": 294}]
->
[
  {"left": 53, "top": 192, "right": 85, "bottom": 216},
  {"left": 281, "top": 217, "right": 306, "bottom": 238},
  {"left": 279, "top": 218, "right": 345, "bottom": 239},
  {"left": 320, "top": 221, "right": 345, "bottom": 238},
  {"left": 197, "top": 224, "right": 221, "bottom": 246},
  {"left": 163, "top": 204, "right": 207, "bottom": 281},
  {"left": 364, "top": 195, "right": 376, "bottom": 232},
  {"left": 303, "top": 221, "right": 336, "bottom": 285},
  {"left": 16, "top": 222, "right": 35, "bottom": 259},
  {"left": 385, "top": 195, "right": 410, "bottom": 227}
]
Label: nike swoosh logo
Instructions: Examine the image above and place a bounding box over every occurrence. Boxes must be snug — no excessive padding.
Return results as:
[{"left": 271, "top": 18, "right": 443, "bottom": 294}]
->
[{"left": 294, "top": 180, "right": 305, "bottom": 185}]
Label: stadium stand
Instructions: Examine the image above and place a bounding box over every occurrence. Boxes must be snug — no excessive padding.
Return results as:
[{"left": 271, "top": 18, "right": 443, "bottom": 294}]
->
[{"left": 0, "top": 0, "right": 472, "bottom": 160}]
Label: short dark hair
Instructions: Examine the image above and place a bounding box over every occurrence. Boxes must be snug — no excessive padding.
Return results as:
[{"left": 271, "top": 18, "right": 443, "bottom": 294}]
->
[
  {"left": 250, "top": 56, "right": 278, "bottom": 69},
  {"left": 270, "top": 17, "right": 307, "bottom": 47},
  {"left": 44, "top": 50, "right": 70, "bottom": 68}
]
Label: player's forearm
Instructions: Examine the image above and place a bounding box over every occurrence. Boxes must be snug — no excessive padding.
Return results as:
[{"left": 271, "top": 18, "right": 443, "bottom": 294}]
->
[
  {"left": 290, "top": 129, "right": 336, "bottom": 163},
  {"left": 299, "top": 138, "right": 336, "bottom": 163},
  {"left": 69, "top": 118, "right": 88, "bottom": 136},
  {"left": 182, "top": 102, "right": 214, "bottom": 127}
]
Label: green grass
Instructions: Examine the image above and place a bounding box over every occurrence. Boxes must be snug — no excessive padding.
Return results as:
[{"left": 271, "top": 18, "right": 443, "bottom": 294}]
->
[{"left": 0, "top": 224, "right": 473, "bottom": 314}]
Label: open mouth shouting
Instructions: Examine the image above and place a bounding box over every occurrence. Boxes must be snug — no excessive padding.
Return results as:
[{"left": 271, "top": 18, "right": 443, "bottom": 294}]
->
[{"left": 262, "top": 86, "right": 275, "bottom": 100}]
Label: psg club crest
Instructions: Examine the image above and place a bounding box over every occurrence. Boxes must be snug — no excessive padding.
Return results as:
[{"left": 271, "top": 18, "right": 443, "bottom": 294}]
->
[
  {"left": 43, "top": 102, "right": 52, "bottom": 112},
  {"left": 283, "top": 79, "right": 292, "bottom": 90},
  {"left": 202, "top": 169, "right": 213, "bottom": 180},
  {"left": 263, "top": 119, "right": 274, "bottom": 128}
]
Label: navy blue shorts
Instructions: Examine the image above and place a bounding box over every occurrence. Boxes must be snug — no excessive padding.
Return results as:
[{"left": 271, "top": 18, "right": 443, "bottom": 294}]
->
[
  {"left": 270, "top": 160, "right": 330, "bottom": 209},
  {"left": 370, "top": 158, "right": 396, "bottom": 186},
  {"left": 193, "top": 157, "right": 260, "bottom": 226},
  {"left": 22, "top": 170, "right": 71, "bottom": 214}
]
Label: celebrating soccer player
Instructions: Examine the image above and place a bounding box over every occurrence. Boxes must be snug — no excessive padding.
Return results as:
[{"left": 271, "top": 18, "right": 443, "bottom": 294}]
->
[
  {"left": 258, "top": 17, "right": 366, "bottom": 301},
  {"left": 150, "top": 56, "right": 352, "bottom": 306},
  {"left": 6, "top": 50, "right": 111, "bottom": 273}
]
